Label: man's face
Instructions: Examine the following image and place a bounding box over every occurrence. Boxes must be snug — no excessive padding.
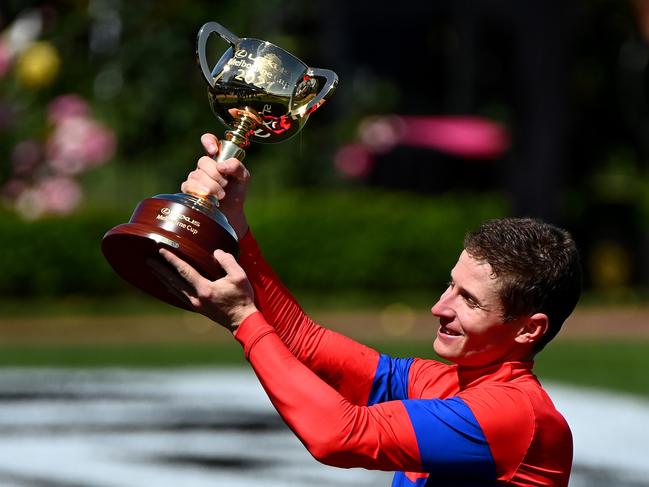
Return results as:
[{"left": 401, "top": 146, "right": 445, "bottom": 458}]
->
[{"left": 432, "top": 250, "right": 522, "bottom": 367}]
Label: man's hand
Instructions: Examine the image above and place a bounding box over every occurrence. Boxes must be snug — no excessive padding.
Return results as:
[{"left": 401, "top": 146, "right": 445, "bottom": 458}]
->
[
  {"left": 182, "top": 133, "right": 251, "bottom": 239},
  {"left": 149, "top": 248, "right": 258, "bottom": 333}
]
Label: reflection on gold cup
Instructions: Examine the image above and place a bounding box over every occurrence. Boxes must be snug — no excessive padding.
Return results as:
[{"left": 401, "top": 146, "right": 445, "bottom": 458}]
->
[
  {"left": 102, "top": 21, "right": 338, "bottom": 310},
  {"left": 197, "top": 22, "right": 338, "bottom": 156}
]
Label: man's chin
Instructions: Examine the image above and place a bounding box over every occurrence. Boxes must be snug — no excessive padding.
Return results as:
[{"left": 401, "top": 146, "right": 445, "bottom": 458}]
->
[{"left": 433, "top": 339, "right": 458, "bottom": 363}]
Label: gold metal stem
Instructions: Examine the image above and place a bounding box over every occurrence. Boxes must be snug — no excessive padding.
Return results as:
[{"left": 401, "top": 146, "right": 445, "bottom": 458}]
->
[
  {"left": 224, "top": 107, "right": 262, "bottom": 149},
  {"left": 215, "top": 107, "right": 263, "bottom": 163}
]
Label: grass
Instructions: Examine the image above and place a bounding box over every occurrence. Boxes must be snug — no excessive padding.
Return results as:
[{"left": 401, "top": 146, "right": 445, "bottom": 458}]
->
[
  {"left": 373, "top": 339, "right": 649, "bottom": 397},
  {"left": 379, "top": 339, "right": 649, "bottom": 398},
  {"left": 1, "top": 338, "right": 647, "bottom": 398},
  {"left": 0, "top": 343, "right": 246, "bottom": 368},
  {"left": 533, "top": 339, "right": 649, "bottom": 397}
]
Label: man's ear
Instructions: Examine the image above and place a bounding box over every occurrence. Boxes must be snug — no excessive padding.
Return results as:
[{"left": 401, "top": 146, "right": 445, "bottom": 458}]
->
[{"left": 515, "top": 313, "right": 549, "bottom": 346}]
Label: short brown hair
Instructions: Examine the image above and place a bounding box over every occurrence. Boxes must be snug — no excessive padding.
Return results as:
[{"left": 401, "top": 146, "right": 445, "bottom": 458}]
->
[{"left": 464, "top": 217, "right": 582, "bottom": 352}]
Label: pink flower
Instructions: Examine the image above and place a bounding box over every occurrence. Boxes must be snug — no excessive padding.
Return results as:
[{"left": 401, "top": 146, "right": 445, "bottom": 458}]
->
[
  {"left": 47, "top": 94, "right": 90, "bottom": 125},
  {"left": 10, "top": 177, "right": 83, "bottom": 219},
  {"left": 46, "top": 116, "right": 116, "bottom": 174},
  {"left": 4, "top": 90, "right": 116, "bottom": 219},
  {"left": 0, "top": 40, "right": 12, "bottom": 78},
  {"left": 334, "top": 143, "right": 375, "bottom": 180},
  {"left": 37, "top": 176, "right": 83, "bottom": 215},
  {"left": 83, "top": 120, "right": 116, "bottom": 166},
  {"left": 46, "top": 118, "right": 89, "bottom": 174}
]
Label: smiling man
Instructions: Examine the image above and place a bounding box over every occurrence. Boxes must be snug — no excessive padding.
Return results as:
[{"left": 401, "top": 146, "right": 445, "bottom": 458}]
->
[{"left": 153, "top": 134, "right": 582, "bottom": 487}]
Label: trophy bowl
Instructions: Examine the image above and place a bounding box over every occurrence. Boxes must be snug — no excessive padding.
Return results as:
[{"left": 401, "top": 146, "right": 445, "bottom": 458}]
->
[
  {"left": 101, "top": 21, "right": 337, "bottom": 311},
  {"left": 197, "top": 21, "right": 338, "bottom": 149}
]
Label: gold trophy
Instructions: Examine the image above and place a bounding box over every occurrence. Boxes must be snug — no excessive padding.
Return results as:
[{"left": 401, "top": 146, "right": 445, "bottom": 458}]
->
[{"left": 102, "top": 21, "right": 338, "bottom": 310}]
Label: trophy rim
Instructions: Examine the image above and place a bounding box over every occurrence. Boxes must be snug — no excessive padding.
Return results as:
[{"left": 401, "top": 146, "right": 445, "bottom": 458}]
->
[{"left": 228, "top": 36, "right": 309, "bottom": 69}]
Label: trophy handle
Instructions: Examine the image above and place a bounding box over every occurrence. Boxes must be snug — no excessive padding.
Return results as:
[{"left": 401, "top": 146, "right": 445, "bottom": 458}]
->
[
  {"left": 197, "top": 21, "right": 240, "bottom": 88},
  {"left": 303, "top": 68, "right": 338, "bottom": 115}
]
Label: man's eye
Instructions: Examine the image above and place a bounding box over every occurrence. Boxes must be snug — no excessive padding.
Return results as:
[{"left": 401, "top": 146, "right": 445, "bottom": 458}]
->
[{"left": 462, "top": 294, "right": 480, "bottom": 309}]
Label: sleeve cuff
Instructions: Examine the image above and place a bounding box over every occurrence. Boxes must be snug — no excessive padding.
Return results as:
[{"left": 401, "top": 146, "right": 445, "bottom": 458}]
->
[{"left": 234, "top": 311, "right": 275, "bottom": 359}]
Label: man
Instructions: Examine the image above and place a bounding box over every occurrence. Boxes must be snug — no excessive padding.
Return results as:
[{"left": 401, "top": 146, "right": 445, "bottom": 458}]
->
[{"left": 151, "top": 133, "right": 582, "bottom": 487}]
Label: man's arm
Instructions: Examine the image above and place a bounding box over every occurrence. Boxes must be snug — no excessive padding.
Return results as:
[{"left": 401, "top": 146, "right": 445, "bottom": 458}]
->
[
  {"left": 182, "top": 134, "right": 382, "bottom": 404},
  {"left": 154, "top": 249, "right": 501, "bottom": 479},
  {"left": 238, "top": 230, "right": 381, "bottom": 404}
]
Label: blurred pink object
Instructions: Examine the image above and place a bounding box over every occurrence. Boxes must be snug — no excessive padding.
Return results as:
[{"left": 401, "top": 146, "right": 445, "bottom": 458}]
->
[
  {"left": 3, "top": 92, "right": 116, "bottom": 219},
  {"left": 400, "top": 116, "right": 509, "bottom": 159},
  {"left": 14, "top": 177, "right": 83, "bottom": 219},
  {"left": 0, "top": 40, "right": 12, "bottom": 78},
  {"left": 37, "top": 176, "right": 83, "bottom": 214},
  {"left": 47, "top": 94, "right": 90, "bottom": 124},
  {"left": 46, "top": 116, "right": 116, "bottom": 174},
  {"left": 358, "top": 115, "right": 510, "bottom": 160},
  {"left": 334, "top": 143, "right": 375, "bottom": 179},
  {"left": 83, "top": 120, "right": 117, "bottom": 165},
  {"left": 2, "top": 179, "right": 27, "bottom": 201},
  {"left": 358, "top": 116, "right": 405, "bottom": 154}
]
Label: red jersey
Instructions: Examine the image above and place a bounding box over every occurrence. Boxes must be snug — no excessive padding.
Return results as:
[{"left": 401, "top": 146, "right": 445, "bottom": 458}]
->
[{"left": 235, "top": 232, "right": 573, "bottom": 486}]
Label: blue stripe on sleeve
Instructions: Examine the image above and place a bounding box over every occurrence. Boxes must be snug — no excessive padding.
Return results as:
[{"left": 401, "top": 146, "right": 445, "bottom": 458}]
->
[
  {"left": 390, "top": 472, "right": 429, "bottom": 487},
  {"left": 367, "top": 354, "right": 414, "bottom": 405},
  {"left": 402, "top": 397, "right": 496, "bottom": 480},
  {"left": 390, "top": 471, "right": 498, "bottom": 487}
]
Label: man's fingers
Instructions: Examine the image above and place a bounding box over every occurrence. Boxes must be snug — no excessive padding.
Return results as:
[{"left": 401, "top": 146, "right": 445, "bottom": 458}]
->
[
  {"left": 147, "top": 258, "right": 195, "bottom": 306},
  {"left": 182, "top": 164, "right": 226, "bottom": 199},
  {"left": 181, "top": 169, "right": 211, "bottom": 196},
  {"left": 159, "top": 248, "right": 206, "bottom": 289},
  {"left": 180, "top": 180, "right": 210, "bottom": 197},
  {"left": 214, "top": 158, "right": 250, "bottom": 183},
  {"left": 213, "top": 250, "right": 245, "bottom": 280},
  {"left": 197, "top": 156, "right": 229, "bottom": 187},
  {"left": 201, "top": 133, "right": 219, "bottom": 157}
]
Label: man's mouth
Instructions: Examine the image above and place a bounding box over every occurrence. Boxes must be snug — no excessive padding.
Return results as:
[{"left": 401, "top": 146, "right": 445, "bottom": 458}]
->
[{"left": 440, "top": 325, "right": 462, "bottom": 336}]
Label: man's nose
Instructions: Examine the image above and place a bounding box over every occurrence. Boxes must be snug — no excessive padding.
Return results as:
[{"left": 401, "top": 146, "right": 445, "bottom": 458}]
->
[{"left": 431, "top": 291, "right": 453, "bottom": 317}]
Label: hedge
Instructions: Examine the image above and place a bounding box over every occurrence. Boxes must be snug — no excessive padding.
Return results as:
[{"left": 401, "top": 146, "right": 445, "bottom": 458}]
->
[
  {"left": 0, "top": 189, "right": 506, "bottom": 299},
  {"left": 0, "top": 209, "right": 126, "bottom": 297}
]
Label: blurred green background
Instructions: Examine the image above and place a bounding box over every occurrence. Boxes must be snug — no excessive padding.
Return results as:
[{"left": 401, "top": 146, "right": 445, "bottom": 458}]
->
[{"left": 0, "top": 0, "right": 648, "bottom": 397}]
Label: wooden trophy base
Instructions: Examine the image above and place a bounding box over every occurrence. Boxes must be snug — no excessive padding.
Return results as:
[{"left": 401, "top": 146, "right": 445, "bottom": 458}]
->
[{"left": 102, "top": 194, "right": 238, "bottom": 311}]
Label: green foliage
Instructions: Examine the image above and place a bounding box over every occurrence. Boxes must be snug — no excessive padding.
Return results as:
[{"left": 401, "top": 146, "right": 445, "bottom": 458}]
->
[
  {"left": 1, "top": 1, "right": 333, "bottom": 194},
  {"left": 248, "top": 189, "right": 506, "bottom": 294},
  {"left": 534, "top": 339, "right": 649, "bottom": 398},
  {"left": 0, "top": 209, "right": 126, "bottom": 296},
  {"left": 0, "top": 190, "right": 505, "bottom": 299}
]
